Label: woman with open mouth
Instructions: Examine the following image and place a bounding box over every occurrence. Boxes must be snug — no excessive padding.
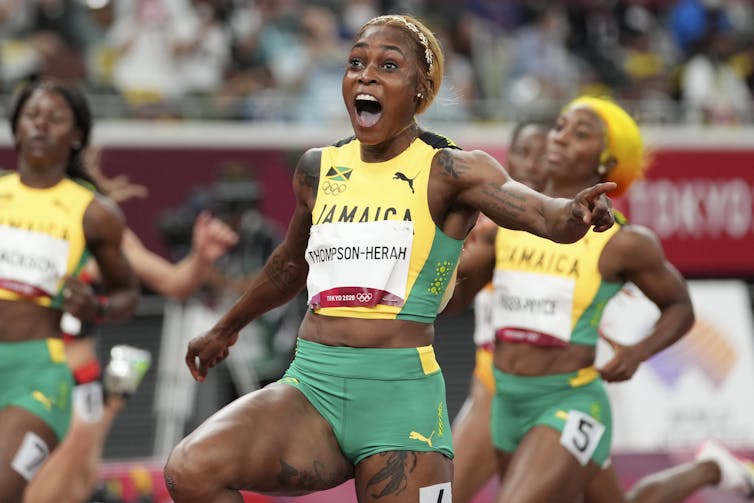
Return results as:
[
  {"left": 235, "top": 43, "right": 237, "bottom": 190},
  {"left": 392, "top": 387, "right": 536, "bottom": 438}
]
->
[{"left": 164, "top": 13, "right": 617, "bottom": 503}]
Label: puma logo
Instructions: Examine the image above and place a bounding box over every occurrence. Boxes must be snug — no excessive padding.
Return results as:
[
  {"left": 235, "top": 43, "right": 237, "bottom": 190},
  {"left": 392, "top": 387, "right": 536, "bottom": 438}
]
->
[
  {"left": 393, "top": 171, "right": 417, "bottom": 193},
  {"left": 52, "top": 199, "right": 70, "bottom": 214},
  {"left": 32, "top": 391, "right": 53, "bottom": 411},
  {"left": 409, "top": 430, "right": 435, "bottom": 447}
]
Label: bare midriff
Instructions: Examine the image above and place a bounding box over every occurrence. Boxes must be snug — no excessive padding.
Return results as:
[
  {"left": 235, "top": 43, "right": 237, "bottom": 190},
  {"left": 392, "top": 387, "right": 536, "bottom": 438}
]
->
[
  {"left": 0, "top": 299, "right": 61, "bottom": 342},
  {"left": 494, "top": 340, "right": 596, "bottom": 376},
  {"left": 299, "top": 311, "right": 435, "bottom": 348}
]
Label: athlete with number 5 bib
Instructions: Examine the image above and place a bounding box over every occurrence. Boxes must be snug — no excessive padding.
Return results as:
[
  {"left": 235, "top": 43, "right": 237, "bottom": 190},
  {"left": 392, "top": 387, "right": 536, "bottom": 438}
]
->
[
  {"left": 163, "top": 14, "right": 617, "bottom": 503},
  {"left": 445, "top": 96, "right": 696, "bottom": 503}
]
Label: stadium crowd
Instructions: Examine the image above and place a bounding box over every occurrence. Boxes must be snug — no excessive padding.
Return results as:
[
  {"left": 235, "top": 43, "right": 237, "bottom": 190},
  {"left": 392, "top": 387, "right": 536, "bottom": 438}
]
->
[{"left": 1, "top": 0, "right": 753, "bottom": 124}]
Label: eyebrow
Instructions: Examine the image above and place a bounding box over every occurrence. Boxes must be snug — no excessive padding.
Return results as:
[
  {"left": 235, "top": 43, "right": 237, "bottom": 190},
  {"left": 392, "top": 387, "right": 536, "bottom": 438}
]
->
[
  {"left": 559, "top": 116, "right": 599, "bottom": 132},
  {"left": 352, "top": 42, "right": 406, "bottom": 56}
]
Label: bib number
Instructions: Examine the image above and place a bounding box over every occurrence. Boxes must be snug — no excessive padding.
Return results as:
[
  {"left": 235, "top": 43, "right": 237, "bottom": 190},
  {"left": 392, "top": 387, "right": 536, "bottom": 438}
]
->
[
  {"left": 73, "top": 382, "right": 104, "bottom": 422},
  {"left": 559, "top": 410, "right": 605, "bottom": 466},
  {"left": 419, "top": 482, "right": 451, "bottom": 503},
  {"left": 11, "top": 432, "right": 50, "bottom": 481}
]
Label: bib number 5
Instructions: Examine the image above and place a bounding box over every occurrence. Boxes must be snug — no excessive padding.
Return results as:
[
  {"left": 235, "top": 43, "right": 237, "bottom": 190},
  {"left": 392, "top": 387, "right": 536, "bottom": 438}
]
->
[{"left": 559, "top": 410, "right": 606, "bottom": 466}]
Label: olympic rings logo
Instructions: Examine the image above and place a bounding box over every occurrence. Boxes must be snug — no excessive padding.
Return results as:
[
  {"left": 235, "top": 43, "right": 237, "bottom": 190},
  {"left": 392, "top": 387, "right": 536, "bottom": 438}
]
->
[
  {"left": 322, "top": 181, "right": 347, "bottom": 195},
  {"left": 356, "top": 292, "right": 373, "bottom": 303}
]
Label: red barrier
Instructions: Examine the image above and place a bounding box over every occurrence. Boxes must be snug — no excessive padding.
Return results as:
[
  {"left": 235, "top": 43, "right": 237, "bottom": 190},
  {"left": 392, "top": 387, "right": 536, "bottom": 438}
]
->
[{"left": 623, "top": 149, "right": 754, "bottom": 276}]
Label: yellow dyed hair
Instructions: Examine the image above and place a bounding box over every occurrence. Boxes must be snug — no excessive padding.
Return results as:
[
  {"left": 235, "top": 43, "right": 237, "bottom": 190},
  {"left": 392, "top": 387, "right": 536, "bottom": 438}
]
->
[{"left": 565, "top": 96, "right": 647, "bottom": 197}]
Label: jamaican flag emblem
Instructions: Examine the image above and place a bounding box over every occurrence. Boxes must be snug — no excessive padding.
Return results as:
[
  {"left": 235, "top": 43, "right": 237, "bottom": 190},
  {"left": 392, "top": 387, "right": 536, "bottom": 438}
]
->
[{"left": 326, "top": 166, "right": 352, "bottom": 182}]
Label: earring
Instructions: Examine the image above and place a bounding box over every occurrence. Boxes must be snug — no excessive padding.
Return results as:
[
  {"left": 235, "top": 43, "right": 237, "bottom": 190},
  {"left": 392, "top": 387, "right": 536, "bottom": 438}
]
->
[
  {"left": 597, "top": 165, "right": 607, "bottom": 176},
  {"left": 416, "top": 93, "right": 423, "bottom": 99}
]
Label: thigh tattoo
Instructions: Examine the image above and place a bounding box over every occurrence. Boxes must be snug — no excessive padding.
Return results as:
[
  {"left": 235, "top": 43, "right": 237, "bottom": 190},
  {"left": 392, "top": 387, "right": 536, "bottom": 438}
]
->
[{"left": 365, "top": 451, "right": 417, "bottom": 498}]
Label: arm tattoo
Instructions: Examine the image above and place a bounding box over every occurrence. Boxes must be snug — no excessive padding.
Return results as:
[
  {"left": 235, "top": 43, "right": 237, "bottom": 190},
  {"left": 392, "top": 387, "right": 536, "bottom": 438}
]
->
[
  {"left": 366, "top": 451, "right": 418, "bottom": 498},
  {"left": 164, "top": 474, "right": 175, "bottom": 492},
  {"left": 435, "top": 149, "right": 470, "bottom": 179},
  {"left": 481, "top": 182, "right": 526, "bottom": 221},
  {"left": 264, "top": 254, "right": 301, "bottom": 292},
  {"left": 296, "top": 164, "right": 319, "bottom": 192},
  {"left": 296, "top": 150, "right": 321, "bottom": 192}
]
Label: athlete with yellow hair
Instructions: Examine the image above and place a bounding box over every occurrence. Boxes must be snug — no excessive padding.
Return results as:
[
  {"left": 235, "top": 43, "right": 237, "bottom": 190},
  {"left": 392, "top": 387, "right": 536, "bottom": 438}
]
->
[
  {"left": 447, "top": 98, "right": 754, "bottom": 502},
  {"left": 566, "top": 96, "right": 646, "bottom": 199},
  {"left": 444, "top": 96, "right": 699, "bottom": 502}
]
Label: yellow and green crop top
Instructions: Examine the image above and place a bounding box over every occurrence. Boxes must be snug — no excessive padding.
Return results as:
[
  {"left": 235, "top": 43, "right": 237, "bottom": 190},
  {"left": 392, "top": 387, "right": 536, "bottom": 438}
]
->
[
  {"left": 306, "top": 132, "right": 463, "bottom": 323},
  {"left": 0, "top": 172, "right": 94, "bottom": 309},
  {"left": 491, "top": 213, "right": 627, "bottom": 347}
]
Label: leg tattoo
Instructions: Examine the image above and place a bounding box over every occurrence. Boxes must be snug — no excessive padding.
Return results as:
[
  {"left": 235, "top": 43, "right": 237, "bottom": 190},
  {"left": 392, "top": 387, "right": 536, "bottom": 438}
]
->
[
  {"left": 366, "top": 451, "right": 418, "bottom": 498},
  {"left": 277, "top": 458, "right": 342, "bottom": 489}
]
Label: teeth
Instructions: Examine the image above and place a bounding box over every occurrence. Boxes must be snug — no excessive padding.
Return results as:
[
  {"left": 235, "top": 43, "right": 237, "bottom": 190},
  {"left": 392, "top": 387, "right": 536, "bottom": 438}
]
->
[{"left": 356, "top": 94, "right": 378, "bottom": 102}]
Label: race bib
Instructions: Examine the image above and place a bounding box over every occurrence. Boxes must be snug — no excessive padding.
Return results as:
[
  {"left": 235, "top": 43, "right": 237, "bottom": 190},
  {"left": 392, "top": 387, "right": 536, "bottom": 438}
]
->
[
  {"left": 491, "top": 269, "right": 574, "bottom": 343},
  {"left": 419, "top": 482, "right": 451, "bottom": 503},
  {"left": 560, "top": 409, "right": 606, "bottom": 466},
  {"left": 0, "top": 225, "right": 69, "bottom": 297},
  {"left": 306, "top": 220, "right": 413, "bottom": 308},
  {"left": 11, "top": 432, "right": 50, "bottom": 481},
  {"left": 73, "top": 382, "right": 104, "bottom": 423},
  {"left": 473, "top": 287, "right": 494, "bottom": 347}
]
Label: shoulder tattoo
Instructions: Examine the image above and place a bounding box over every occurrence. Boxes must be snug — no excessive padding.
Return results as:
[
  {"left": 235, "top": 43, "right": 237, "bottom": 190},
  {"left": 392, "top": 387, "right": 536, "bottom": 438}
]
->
[
  {"left": 435, "top": 149, "right": 470, "bottom": 179},
  {"left": 296, "top": 151, "right": 321, "bottom": 192}
]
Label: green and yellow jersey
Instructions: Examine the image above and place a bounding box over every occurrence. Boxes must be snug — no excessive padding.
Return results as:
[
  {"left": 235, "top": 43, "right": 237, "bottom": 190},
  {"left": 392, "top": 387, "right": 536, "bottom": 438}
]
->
[
  {"left": 491, "top": 213, "right": 627, "bottom": 347},
  {"left": 0, "top": 172, "right": 94, "bottom": 308},
  {"left": 306, "top": 132, "right": 462, "bottom": 323}
]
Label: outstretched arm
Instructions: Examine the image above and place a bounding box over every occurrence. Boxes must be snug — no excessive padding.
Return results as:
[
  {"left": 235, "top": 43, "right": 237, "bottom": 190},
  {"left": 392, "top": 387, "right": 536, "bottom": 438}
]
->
[
  {"left": 185, "top": 148, "right": 321, "bottom": 381},
  {"left": 439, "top": 149, "right": 615, "bottom": 243},
  {"left": 598, "top": 226, "right": 695, "bottom": 382},
  {"left": 123, "top": 211, "right": 239, "bottom": 300}
]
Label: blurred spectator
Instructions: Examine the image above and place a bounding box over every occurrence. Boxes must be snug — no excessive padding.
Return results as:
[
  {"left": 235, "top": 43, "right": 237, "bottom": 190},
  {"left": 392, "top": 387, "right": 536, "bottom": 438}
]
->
[
  {"left": 463, "top": 0, "right": 527, "bottom": 32},
  {"left": 458, "top": 2, "right": 524, "bottom": 119},
  {"left": 292, "top": 6, "right": 349, "bottom": 123},
  {"left": 420, "top": 20, "right": 476, "bottom": 123},
  {"left": 1, "top": 0, "right": 753, "bottom": 124},
  {"left": 0, "top": 0, "right": 97, "bottom": 89},
  {"left": 340, "top": 0, "right": 379, "bottom": 40},
  {"left": 566, "top": 0, "right": 628, "bottom": 92},
  {"left": 106, "top": 0, "right": 205, "bottom": 117},
  {"left": 173, "top": 0, "right": 231, "bottom": 117},
  {"left": 216, "top": 0, "right": 305, "bottom": 120},
  {"left": 31, "top": 0, "right": 98, "bottom": 80},
  {"left": 214, "top": 0, "right": 272, "bottom": 119},
  {"left": 678, "top": 3, "right": 753, "bottom": 124},
  {"left": 505, "top": 3, "right": 583, "bottom": 120},
  {"left": 669, "top": 0, "right": 732, "bottom": 57},
  {"left": 618, "top": 2, "right": 679, "bottom": 122},
  {"left": 725, "top": 0, "right": 754, "bottom": 40},
  {"left": 0, "top": 0, "right": 39, "bottom": 90}
]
